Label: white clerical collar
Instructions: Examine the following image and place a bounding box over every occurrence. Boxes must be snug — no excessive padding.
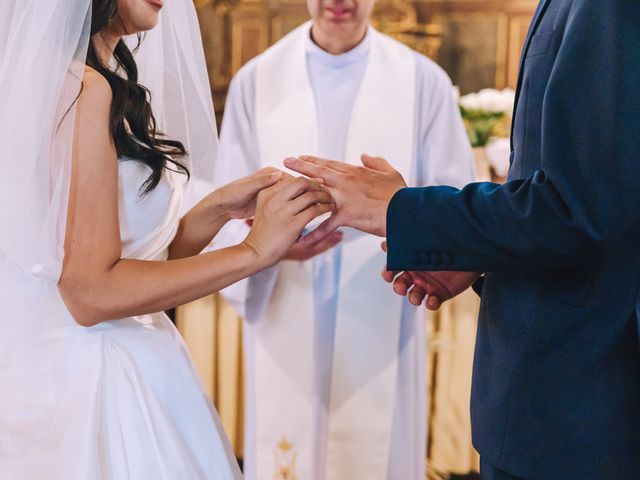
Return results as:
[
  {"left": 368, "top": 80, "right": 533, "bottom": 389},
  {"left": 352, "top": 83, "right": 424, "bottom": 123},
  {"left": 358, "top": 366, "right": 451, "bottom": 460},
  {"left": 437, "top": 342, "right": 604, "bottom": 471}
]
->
[{"left": 305, "top": 25, "right": 372, "bottom": 68}]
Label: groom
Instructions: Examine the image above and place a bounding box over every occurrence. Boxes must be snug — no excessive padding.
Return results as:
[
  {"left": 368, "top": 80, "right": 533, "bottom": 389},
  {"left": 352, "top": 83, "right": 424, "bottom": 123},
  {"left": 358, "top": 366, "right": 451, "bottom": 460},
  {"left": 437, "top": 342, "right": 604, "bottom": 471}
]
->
[{"left": 286, "top": 0, "right": 640, "bottom": 478}]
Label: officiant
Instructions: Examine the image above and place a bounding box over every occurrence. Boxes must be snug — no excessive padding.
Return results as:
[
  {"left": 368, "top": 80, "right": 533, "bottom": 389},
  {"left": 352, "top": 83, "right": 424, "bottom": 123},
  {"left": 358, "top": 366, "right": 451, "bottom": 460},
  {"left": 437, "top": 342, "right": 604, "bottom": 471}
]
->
[{"left": 212, "top": 1, "right": 474, "bottom": 479}]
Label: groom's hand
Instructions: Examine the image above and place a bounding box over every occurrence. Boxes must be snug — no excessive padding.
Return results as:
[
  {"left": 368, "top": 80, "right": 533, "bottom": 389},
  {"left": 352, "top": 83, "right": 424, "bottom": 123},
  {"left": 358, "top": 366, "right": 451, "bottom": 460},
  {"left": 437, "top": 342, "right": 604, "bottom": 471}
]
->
[
  {"left": 381, "top": 242, "right": 480, "bottom": 310},
  {"left": 284, "top": 154, "right": 407, "bottom": 237}
]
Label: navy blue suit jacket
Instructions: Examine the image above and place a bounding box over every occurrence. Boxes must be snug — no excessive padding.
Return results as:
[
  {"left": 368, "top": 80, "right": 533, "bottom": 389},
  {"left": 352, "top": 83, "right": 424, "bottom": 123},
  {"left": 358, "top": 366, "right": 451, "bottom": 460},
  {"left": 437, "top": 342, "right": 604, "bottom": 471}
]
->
[{"left": 386, "top": 1, "right": 640, "bottom": 478}]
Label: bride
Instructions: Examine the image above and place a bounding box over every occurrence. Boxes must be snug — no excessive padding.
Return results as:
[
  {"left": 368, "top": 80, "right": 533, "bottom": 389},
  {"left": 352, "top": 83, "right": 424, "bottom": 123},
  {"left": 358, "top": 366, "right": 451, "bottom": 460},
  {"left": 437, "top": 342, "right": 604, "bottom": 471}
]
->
[{"left": 0, "top": 0, "right": 333, "bottom": 478}]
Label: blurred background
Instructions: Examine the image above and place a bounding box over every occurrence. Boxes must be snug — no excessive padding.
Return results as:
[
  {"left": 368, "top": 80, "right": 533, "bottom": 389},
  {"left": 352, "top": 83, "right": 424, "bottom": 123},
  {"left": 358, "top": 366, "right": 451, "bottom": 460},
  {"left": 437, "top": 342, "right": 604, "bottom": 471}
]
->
[
  {"left": 178, "top": 1, "right": 537, "bottom": 478},
  {"left": 192, "top": 0, "right": 536, "bottom": 121}
]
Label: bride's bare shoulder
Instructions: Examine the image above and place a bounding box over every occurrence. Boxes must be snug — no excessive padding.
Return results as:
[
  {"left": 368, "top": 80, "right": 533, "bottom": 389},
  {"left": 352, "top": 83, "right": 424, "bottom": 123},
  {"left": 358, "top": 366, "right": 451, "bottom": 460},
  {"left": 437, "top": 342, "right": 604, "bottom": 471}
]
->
[
  {"left": 79, "top": 66, "right": 112, "bottom": 108},
  {"left": 72, "top": 66, "right": 114, "bottom": 153}
]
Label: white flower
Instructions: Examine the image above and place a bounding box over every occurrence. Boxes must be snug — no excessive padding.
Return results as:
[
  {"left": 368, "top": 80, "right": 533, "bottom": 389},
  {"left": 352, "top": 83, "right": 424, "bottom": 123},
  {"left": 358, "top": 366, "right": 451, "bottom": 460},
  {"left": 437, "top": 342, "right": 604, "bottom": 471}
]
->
[
  {"left": 498, "top": 88, "right": 516, "bottom": 116},
  {"left": 477, "top": 89, "right": 503, "bottom": 112},
  {"left": 460, "top": 88, "right": 516, "bottom": 115},
  {"left": 460, "top": 92, "right": 482, "bottom": 111}
]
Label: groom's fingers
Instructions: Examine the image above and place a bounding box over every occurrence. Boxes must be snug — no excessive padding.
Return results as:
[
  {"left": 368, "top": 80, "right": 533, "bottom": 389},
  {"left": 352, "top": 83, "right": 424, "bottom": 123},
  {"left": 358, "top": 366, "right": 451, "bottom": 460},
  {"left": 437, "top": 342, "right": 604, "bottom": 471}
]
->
[
  {"left": 408, "top": 286, "right": 427, "bottom": 306},
  {"left": 381, "top": 261, "right": 400, "bottom": 283},
  {"left": 276, "top": 176, "right": 326, "bottom": 200},
  {"left": 284, "top": 157, "right": 341, "bottom": 186},
  {"left": 382, "top": 267, "right": 398, "bottom": 283},
  {"left": 393, "top": 272, "right": 414, "bottom": 296},
  {"left": 299, "top": 155, "right": 351, "bottom": 173},
  {"left": 360, "top": 154, "right": 395, "bottom": 173},
  {"left": 426, "top": 295, "right": 442, "bottom": 311},
  {"left": 382, "top": 243, "right": 401, "bottom": 283}
]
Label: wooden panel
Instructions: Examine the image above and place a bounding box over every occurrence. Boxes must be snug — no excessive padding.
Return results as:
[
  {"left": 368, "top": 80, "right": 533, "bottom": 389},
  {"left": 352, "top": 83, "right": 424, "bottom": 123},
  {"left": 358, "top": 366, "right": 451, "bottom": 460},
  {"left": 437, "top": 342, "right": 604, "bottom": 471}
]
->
[
  {"left": 230, "top": 12, "right": 270, "bottom": 74},
  {"left": 435, "top": 13, "right": 501, "bottom": 93},
  {"left": 196, "top": 0, "right": 537, "bottom": 105},
  {"left": 507, "top": 12, "right": 533, "bottom": 86},
  {"left": 419, "top": 0, "right": 536, "bottom": 92}
]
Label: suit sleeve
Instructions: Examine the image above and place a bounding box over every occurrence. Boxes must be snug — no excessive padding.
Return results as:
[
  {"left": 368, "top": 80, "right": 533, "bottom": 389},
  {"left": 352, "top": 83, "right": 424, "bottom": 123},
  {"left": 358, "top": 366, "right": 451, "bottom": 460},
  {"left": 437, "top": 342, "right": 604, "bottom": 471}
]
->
[{"left": 387, "top": 1, "right": 640, "bottom": 272}]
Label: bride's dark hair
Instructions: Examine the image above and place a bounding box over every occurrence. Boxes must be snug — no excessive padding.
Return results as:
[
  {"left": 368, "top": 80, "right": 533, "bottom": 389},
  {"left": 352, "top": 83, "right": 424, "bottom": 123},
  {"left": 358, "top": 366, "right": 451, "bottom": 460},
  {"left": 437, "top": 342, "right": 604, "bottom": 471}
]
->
[{"left": 87, "top": 0, "right": 189, "bottom": 194}]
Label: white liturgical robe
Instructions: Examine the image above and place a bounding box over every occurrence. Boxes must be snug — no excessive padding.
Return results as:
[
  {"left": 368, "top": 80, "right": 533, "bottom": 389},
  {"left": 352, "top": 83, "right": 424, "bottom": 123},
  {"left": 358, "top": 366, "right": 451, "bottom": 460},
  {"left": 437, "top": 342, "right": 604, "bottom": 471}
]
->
[{"left": 215, "top": 22, "right": 475, "bottom": 480}]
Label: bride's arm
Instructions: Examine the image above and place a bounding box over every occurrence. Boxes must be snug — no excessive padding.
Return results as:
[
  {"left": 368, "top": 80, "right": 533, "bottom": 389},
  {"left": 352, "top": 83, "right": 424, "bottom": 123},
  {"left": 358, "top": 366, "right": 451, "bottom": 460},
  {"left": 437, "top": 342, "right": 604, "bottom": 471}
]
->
[
  {"left": 58, "top": 71, "right": 333, "bottom": 327},
  {"left": 167, "top": 167, "right": 284, "bottom": 260}
]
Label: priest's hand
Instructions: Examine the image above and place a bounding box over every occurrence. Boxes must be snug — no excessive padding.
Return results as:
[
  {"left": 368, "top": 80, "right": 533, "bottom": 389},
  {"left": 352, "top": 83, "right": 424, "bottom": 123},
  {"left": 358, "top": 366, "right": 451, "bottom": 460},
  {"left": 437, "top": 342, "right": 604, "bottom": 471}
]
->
[
  {"left": 286, "top": 230, "right": 343, "bottom": 261},
  {"left": 209, "top": 167, "right": 284, "bottom": 221},
  {"left": 245, "top": 219, "right": 344, "bottom": 262},
  {"left": 284, "top": 154, "right": 406, "bottom": 237},
  {"left": 380, "top": 242, "right": 480, "bottom": 310}
]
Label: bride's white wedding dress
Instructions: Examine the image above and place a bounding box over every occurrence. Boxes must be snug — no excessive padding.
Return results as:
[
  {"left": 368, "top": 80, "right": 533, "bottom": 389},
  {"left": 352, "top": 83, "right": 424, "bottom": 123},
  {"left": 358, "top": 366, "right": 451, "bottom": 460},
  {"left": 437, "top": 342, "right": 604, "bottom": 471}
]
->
[{"left": 0, "top": 159, "right": 242, "bottom": 479}]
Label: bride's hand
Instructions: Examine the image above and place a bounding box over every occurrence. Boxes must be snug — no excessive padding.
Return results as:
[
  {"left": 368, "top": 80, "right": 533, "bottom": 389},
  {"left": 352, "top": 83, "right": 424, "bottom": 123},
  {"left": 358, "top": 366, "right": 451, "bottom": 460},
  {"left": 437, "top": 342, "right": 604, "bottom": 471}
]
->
[
  {"left": 209, "top": 168, "right": 284, "bottom": 221},
  {"left": 243, "top": 176, "right": 335, "bottom": 267}
]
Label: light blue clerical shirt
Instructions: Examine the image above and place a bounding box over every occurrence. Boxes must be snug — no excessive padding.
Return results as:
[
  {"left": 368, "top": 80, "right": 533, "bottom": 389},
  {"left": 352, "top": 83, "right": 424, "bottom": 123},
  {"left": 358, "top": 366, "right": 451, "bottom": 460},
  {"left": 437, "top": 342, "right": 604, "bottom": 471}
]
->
[{"left": 305, "top": 29, "right": 371, "bottom": 161}]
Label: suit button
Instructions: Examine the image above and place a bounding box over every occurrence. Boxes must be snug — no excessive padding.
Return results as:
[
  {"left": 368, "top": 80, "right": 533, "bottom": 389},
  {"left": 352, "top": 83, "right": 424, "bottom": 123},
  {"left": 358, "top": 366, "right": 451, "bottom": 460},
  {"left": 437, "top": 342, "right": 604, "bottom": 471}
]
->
[
  {"left": 441, "top": 253, "right": 452, "bottom": 266},
  {"left": 430, "top": 253, "right": 441, "bottom": 265},
  {"left": 420, "top": 253, "right": 431, "bottom": 265}
]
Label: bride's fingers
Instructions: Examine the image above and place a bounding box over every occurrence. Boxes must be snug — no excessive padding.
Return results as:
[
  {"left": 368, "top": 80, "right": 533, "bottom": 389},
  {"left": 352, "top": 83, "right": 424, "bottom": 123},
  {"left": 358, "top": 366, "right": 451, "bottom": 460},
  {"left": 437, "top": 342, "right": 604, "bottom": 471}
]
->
[
  {"left": 249, "top": 168, "right": 283, "bottom": 192},
  {"left": 287, "top": 190, "right": 334, "bottom": 215},
  {"left": 296, "top": 202, "right": 336, "bottom": 229},
  {"left": 297, "top": 215, "right": 341, "bottom": 246},
  {"left": 273, "top": 176, "right": 325, "bottom": 199}
]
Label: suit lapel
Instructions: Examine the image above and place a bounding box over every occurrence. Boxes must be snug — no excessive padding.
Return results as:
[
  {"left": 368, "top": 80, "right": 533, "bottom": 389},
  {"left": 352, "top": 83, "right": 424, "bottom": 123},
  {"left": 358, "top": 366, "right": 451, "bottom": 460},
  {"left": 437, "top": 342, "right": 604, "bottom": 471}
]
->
[{"left": 510, "top": 0, "right": 553, "bottom": 150}]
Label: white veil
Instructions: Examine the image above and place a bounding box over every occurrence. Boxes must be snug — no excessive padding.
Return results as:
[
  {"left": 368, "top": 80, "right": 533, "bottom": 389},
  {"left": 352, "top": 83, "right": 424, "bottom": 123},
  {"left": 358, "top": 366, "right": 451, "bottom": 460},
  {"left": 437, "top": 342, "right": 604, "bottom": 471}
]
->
[
  {"left": 133, "top": 0, "right": 219, "bottom": 193},
  {"left": 0, "top": 0, "right": 91, "bottom": 280},
  {"left": 0, "top": 0, "right": 218, "bottom": 342},
  {"left": 0, "top": 0, "right": 221, "bottom": 470}
]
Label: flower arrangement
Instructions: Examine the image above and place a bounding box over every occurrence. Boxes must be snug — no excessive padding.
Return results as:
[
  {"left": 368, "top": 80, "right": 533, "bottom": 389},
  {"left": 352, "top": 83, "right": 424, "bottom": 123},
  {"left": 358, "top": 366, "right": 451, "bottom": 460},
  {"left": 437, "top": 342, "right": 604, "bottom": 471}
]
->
[{"left": 456, "top": 88, "right": 515, "bottom": 147}]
